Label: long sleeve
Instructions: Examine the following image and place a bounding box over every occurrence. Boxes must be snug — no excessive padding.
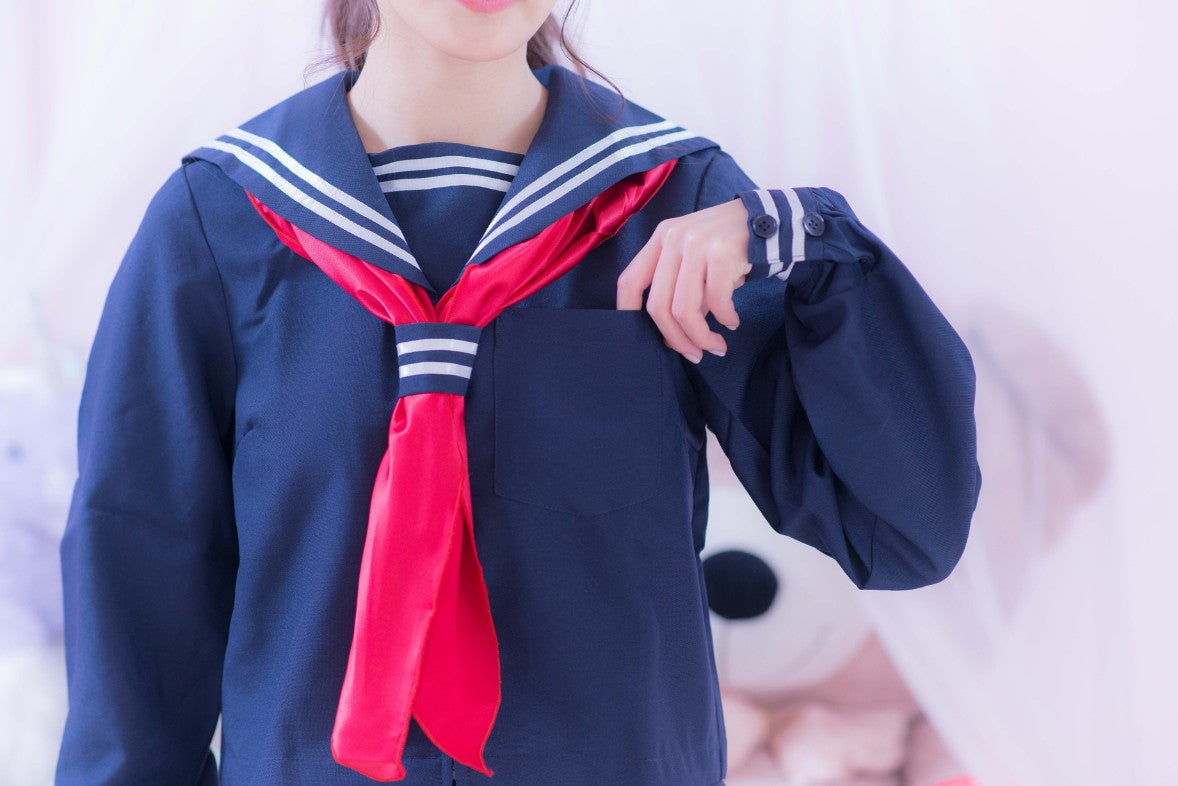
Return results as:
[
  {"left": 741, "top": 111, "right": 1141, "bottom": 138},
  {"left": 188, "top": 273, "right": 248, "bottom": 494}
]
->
[
  {"left": 688, "top": 149, "right": 982, "bottom": 590},
  {"left": 56, "top": 164, "right": 239, "bottom": 783}
]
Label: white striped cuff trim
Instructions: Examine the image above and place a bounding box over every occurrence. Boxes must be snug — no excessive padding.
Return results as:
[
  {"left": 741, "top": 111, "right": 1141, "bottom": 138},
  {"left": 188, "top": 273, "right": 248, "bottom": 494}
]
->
[
  {"left": 767, "top": 187, "right": 810, "bottom": 281},
  {"left": 781, "top": 188, "right": 807, "bottom": 263},
  {"left": 748, "top": 189, "right": 782, "bottom": 265}
]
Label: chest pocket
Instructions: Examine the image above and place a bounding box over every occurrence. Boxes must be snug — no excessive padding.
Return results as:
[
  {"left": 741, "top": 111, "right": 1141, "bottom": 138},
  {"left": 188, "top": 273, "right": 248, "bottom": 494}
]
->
[{"left": 491, "top": 306, "right": 670, "bottom": 518}]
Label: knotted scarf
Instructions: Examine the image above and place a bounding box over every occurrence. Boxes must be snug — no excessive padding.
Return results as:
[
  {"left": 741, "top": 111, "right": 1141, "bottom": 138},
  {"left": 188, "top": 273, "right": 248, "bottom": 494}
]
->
[{"left": 242, "top": 157, "right": 678, "bottom": 781}]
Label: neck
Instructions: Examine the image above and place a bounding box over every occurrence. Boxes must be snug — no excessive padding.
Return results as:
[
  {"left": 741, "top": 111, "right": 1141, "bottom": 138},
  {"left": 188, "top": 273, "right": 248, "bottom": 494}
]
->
[{"left": 345, "top": 28, "right": 548, "bottom": 156}]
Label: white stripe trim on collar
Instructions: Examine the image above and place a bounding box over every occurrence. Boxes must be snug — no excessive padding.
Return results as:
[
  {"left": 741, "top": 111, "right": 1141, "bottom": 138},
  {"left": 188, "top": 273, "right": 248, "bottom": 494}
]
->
[
  {"left": 373, "top": 155, "right": 520, "bottom": 177},
  {"left": 202, "top": 138, "right": 421, "bottom": 272},
  {"left": 207, "top": 119, "right": 698, "bottom": 272},
  {"left": 224, "top": 127, "right": 407, "bottom": 244},
  {"left": 473, "top": 120, "right": 680, "bottom": 251},
  {"left": 469, "top": 126, "right": 698, "bottom": 261},
  {"left": 378, "top": 174, "right": 513, "bottom": 193}
]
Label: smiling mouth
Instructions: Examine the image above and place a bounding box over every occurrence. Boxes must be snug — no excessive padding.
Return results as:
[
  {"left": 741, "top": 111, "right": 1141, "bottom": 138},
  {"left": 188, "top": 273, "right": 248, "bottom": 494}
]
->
[{"left": 454, "top": 0, "right": 520, "bottom": 13}]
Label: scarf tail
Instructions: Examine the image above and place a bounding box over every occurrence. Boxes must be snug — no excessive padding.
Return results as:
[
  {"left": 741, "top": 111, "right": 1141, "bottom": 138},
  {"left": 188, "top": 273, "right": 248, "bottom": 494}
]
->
[
  {"left": 329, "top": 393, "right": 495, "bottom": 781},
  {"left": 413, "top": 393, "right": 499, "bottom": 774},
  {"left": 241, "top": 157, "right": 679, "bottom": 781}
]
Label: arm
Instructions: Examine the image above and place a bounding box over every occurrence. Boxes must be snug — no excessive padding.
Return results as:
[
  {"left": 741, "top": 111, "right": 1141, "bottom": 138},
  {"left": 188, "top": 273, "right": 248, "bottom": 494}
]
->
[
  {"left": 688, "top": 149, "right": 982, "bottom": 590},
  {"left": 56, "top": 164, "right": 238, "bottom": 784}
]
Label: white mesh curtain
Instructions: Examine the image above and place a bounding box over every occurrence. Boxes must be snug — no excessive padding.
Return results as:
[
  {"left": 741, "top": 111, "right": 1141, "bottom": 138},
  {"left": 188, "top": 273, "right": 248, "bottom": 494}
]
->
[
  {"left": 579, "top": 2, "right": 1171, "bottom": 783},
  {"left": 3, "top": 1, "right": 1175, "bottom": 783},
  {"left": 858, "top": 306, "right": 1139, "bottom": 786},
  {"left": 0, "top": 2, "right": 326, "bottom": 781}
]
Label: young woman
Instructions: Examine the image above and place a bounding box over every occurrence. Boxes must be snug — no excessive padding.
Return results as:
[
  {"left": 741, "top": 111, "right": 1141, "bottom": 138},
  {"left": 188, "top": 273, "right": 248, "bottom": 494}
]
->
[{"left": 55, "top": 0, "right": 982, "bottom": 784}]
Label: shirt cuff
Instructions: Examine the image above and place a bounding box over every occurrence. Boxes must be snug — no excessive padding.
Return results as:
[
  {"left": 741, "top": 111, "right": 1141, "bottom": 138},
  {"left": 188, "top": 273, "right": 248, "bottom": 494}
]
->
[{"left": 735, "top": 187, "right": 827, "bottom": 286}]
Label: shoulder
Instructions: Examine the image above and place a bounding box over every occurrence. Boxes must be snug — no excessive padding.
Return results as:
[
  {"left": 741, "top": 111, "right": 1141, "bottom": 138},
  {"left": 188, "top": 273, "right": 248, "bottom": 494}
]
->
[
  {"left": 99, "top": 164, "right": 233, "bottom": 350},
  {"left": 674, "top": 147, "right": 759, "bottom": 211},
  {"left": 121, "top": 164, "right": 212, "bottom": 268},
  {"left": 129, "top": 159, "right": 261, "bottom": 275},
  {"left": 168, "top": 157, "right": 270, "bottom": 263},
  {"left": 134, "top": 159, "right": 249, "bottom": 243},
  {"left": 667, "top": 143, "right": 861, "bottom": 219},
  {"left": 115, "top": 157, "right": 265, "bottom": 308},
  {"left": 180, "top": 157, "right": 255, "bottom": 214}
]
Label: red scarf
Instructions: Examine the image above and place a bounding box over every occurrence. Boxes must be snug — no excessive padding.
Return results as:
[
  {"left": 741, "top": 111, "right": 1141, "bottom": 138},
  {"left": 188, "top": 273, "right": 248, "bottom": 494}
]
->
[{"left": 243, "top": 157, "right": 678, "bottom": 781}]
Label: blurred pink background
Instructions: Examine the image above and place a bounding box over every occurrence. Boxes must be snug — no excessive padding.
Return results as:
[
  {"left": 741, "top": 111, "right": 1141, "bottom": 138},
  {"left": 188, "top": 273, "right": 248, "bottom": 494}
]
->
[{"left": 2, "top": 1, "right": 1174, "bottom": 783}]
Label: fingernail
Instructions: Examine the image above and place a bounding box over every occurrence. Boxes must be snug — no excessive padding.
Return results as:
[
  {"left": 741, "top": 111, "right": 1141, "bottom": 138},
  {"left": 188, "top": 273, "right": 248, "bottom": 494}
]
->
[
  {"left": 710, "top": 347, "right": 726, "bottom": 357},
  {"left": 687, "top": 353, "right": 703, "bottom": 364},
  {"left": 722, "top": 321, "right": 739, "bottom": 330}
]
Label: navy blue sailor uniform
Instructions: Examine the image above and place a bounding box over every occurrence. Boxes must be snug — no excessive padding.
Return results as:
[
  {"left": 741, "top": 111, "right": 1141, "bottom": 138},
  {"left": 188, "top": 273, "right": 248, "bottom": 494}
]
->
[
  {"left": 367, "top": 141, "right": 526, "bottom": 296},
  {"left": 56, "top": 62, "right": 982, "bottom": 786}
]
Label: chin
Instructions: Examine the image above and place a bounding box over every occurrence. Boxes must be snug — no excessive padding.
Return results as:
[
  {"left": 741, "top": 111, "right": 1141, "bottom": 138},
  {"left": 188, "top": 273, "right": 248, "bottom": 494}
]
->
[
  {"left": 389, "top": 0, "right": 554, "bottom": 62},
  {"left": 428, "top": 34, "right": 531, "bottom": 64}
]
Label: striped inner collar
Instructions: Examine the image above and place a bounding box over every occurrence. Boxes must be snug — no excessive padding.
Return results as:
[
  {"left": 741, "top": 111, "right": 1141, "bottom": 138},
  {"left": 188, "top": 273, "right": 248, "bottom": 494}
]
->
[
  {"left": 183, "top": 64, "right": 719, "bottom": 293},
  {"left": 369, "top": 141, "right": 523, "bottom": 195}
]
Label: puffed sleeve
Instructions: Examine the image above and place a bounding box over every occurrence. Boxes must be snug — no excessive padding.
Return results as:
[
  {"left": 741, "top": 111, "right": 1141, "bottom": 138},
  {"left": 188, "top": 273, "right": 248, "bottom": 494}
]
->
[
  {"left": 55, "top": 164, "right": 238, "bottom": 783},
  {"left": 688, "top": 148, "right": 981, "bottom": 590}
]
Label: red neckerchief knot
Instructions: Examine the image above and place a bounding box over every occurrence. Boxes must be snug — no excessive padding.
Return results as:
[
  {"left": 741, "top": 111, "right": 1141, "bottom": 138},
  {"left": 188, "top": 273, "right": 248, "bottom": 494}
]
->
[{"left": 243, "top": 157, "right": 678, "bottom": 781}]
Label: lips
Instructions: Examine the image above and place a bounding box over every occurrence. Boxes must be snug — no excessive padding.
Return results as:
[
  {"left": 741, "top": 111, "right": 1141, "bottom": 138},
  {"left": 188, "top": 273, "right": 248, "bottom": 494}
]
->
[{"left": 454, "top": 0, "right": 519, "bottom": 13}]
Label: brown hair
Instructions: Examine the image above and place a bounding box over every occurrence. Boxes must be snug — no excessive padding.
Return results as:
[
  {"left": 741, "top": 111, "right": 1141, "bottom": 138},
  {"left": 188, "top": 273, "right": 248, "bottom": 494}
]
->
[{"left": 304, "top": 0, "right": 627, "bottom": 121}]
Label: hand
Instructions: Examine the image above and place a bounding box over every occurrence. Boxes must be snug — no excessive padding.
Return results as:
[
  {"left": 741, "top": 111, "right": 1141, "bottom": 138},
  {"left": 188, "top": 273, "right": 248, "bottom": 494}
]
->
[{"left": 616, "top": 197, "right": 752, "bottom": 364}]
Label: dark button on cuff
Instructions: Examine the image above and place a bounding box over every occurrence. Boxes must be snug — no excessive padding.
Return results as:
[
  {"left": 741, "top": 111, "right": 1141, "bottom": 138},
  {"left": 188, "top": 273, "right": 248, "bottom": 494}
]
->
[
  {"left": 751, "top": 213, "right": 778, "bottom": 238},
  {"left": 802, "top": 212, "right": 825, "bottom": 237}
]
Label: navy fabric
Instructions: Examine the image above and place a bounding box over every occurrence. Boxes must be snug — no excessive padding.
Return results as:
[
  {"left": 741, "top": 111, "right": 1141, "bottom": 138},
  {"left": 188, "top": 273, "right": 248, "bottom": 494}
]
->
[
  {"left": 393, "top": 321, "right": 484, "bottom": 397},
  {"left": 736, "top": 185, "right": 845, "bottom": 283},
  {"left": 56, "top": 65, "right": 982, "bottom": 786},
  {"left": 367, "top": 141, "right": 524, "bottom": 298},
  {"left": 181, "top": 65, "right": 719, "bottom": 293}
]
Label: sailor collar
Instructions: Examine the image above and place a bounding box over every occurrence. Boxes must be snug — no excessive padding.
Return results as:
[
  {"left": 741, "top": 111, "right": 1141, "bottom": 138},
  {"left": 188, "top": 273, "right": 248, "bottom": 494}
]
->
[{"left": 182, "top": 64, "right": 720, "bottom": 295}]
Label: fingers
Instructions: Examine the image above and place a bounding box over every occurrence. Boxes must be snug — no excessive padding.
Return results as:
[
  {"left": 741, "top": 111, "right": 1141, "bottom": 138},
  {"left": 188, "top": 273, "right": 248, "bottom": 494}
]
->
[
  {"left": 616, "top": 229, "right": 660, "bottom": 310},
  {"left": 706, "top": 256, "right": 747, "bottom": 331},
  {"left": 617, "top": 201, "right": 749, "bottom": 365},
  {"left": 672, "top": 233, "right": 727, "bottom": 357},
  {"left": 645, "top": 223, "right": 704, "bottom": 361}
]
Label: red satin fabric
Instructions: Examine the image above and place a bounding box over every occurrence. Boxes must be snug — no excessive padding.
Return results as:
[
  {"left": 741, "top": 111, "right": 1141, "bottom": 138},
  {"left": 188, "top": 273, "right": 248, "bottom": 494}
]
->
[{"left": 242, "top": 157, "right": 678, "bottom": 782}]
